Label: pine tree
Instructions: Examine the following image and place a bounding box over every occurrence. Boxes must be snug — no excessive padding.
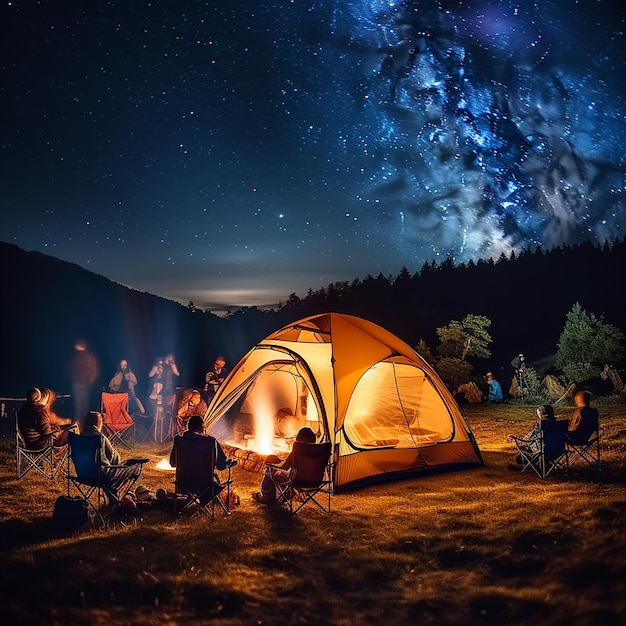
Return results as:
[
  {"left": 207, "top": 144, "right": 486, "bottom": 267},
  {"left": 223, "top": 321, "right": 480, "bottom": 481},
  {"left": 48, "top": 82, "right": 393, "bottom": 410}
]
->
[{"left": 556, "top": 303, "right": 625, "bottom": 384}]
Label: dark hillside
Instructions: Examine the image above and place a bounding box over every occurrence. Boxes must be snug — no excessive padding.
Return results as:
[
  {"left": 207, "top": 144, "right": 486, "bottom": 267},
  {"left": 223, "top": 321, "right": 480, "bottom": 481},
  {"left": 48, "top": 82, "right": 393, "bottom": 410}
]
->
[
  {"left": 0, "top": 239, "right": 623, "bottom": 397},
  {"left": 0, "top": 243, "right": 224, "bottom": 397}
]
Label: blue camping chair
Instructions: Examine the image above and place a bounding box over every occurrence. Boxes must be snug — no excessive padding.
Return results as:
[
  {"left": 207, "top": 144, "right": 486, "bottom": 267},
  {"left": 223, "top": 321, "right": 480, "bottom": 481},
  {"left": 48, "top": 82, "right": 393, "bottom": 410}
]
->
[
  {"left": 67, "top": 431, "right": 148, "bottom": 525},
  {"left": 266, "top": 441, "right": 333, "bottom": 514}
]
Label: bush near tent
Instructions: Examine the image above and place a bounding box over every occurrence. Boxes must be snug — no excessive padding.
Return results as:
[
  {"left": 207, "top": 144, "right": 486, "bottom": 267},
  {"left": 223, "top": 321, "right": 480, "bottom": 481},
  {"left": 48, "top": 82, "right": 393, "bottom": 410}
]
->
[{"left": 204, "top": 313, "right": 483, "bottom": 491}]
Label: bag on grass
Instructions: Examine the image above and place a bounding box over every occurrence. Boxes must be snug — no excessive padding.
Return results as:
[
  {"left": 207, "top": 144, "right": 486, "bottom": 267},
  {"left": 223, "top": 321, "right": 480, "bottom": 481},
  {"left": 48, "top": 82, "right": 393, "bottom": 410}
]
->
[{"left": 53, "top": 495, "right": 88, "bottom": 529}]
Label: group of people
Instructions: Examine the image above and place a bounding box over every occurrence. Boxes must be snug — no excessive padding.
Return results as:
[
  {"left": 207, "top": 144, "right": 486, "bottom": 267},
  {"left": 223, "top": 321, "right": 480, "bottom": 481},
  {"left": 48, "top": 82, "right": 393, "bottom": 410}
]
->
[
  {"left": 17, "top": 374, "right": 315, "bottom": 509},
  {"left": 106, "top": 353, "right": 228, "bottom": 420}
]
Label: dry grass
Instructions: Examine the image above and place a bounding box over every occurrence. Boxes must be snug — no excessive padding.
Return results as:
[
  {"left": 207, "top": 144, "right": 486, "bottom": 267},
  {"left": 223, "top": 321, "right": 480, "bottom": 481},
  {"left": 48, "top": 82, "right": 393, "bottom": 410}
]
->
[{"left": 1, "top": 402, "right": 625, "bottom": 626}]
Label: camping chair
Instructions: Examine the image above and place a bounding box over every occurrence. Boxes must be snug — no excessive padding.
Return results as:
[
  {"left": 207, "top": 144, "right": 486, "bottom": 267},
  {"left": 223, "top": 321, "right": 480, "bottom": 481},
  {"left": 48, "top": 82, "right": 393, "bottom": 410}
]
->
[
  {"left": 267, "top": 441, "right": 333, "bottom": 514},
  {"left": 16, "top": 420, "right": 74, "bottom": 480},
  {"left": 510, "top": 420, "right": 569, "bottom": 479},
  {"left": 67, "top": 431, "right": 148, "bottom": 525},
  {"left": 566, "top": 430, "right": 601, "bottom": 470},
  {"left": 171, "top": 434, "right": 236, "bottom": 521},
  {"left": 101, "top": 392, "right": 135, "bottom": 449}
]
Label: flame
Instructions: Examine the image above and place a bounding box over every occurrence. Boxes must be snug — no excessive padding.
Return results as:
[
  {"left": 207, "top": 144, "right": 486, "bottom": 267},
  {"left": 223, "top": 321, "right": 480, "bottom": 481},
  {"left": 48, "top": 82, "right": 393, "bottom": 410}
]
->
[
  {"left": 156, "top": 457, "right": 175, "bottom": 470},
  {"left": 252, "top": 390, "right": 275, "bottom": 455}
]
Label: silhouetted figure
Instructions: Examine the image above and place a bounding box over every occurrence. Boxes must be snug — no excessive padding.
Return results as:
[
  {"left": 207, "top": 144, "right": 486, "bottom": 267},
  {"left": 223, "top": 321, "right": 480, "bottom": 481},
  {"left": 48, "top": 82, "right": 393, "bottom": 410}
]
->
[
  {"left": 203, "top": 355, "right": 227, "bottom": 403},
  {"left": 252, "top": 427, "right": 317, "bottom": 504},
  {"left": 567, "top": 391, "right": 599, "bottom": 445},
  {"left": 68, "top": 340, "right": 99, "bottom": 427}
]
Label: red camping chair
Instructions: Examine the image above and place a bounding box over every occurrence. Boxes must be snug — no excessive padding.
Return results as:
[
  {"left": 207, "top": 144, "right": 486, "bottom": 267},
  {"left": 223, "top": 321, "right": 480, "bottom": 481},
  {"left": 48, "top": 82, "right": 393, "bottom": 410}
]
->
[
  {"left": 267, "top": 441, "right": 333, "bottom": 514},
  {"left": 101, "top": 392, "right": 135, "bottom": 449}
]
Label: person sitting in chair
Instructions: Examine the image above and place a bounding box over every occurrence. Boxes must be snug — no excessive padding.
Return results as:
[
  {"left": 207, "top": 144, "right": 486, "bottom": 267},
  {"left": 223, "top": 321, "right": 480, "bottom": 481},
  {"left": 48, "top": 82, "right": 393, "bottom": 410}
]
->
[
  {"left": 175, "top": 389, "right": 208, "bottom": 433},
  {"left": 17, "top": 387, "right": 77, "bottom": 450},
  {"left": 252, "top": 426, "right": 316, "bottom": 504},
  {"left": 567, "top": 391, "right": 599, "bottom": 445},
  {"left": 169, "top": 414, "right": 234, "bottom": 500},
  {"left": 80, "top": 411, "right": 143, "bottom": 500},
  {"left": 515, "top": 404, "right": 555, "bottom": 463},
  {"left": 82, "top": 410, "right": 122, "bottom": 465}
]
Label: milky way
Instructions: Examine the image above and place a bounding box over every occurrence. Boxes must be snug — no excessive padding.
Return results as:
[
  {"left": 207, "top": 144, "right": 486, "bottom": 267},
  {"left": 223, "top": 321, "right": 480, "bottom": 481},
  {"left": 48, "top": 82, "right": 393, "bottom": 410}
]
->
[
  {"left": 332, "top": 0, "right": 626, "bottom": 262},
  {"left": 1, "top": 1, "right": 624, "bottom": 309}
]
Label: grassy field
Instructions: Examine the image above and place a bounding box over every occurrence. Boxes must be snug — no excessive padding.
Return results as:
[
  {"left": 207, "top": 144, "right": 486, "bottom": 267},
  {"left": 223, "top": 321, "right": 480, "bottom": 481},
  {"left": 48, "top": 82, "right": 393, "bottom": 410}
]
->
[{"left": 1, "top": 401, "right": 625, "bottom": 626}]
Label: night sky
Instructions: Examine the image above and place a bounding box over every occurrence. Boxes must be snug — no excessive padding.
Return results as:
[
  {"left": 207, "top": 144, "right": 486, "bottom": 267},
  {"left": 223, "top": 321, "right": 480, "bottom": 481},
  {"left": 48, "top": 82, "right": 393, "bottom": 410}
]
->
[{"left": 1, "top": 1, "right": 625, "bottom": 312}]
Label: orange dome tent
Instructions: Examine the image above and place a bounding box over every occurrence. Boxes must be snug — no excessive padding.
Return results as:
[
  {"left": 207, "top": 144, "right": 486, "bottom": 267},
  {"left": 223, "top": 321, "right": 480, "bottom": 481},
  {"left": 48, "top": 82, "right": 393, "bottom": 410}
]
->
[{"left": 204, "top": 313, "right": 483, "bottom": 491}]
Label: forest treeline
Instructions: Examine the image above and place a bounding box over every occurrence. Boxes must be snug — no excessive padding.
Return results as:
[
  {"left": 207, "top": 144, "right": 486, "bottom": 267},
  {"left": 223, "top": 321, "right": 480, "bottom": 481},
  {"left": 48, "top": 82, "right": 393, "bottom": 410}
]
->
[{"left": 0, "top": 238, "right": 624, "bottom": 398}]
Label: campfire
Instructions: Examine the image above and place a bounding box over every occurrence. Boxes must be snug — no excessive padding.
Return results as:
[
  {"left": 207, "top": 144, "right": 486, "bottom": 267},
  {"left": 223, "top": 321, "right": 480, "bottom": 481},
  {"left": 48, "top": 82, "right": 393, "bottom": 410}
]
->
[{"left": 156, "top": 458, "right": 175, "bottom": 471}]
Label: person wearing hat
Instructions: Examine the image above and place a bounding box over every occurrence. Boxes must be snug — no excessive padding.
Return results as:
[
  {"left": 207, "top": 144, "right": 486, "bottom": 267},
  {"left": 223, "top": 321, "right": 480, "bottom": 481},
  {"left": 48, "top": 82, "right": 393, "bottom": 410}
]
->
[
  {"left": 17, "top": 386, "right": 77, "bottom": 449},
  {"left": 485, "top": 372, "right": 503, "bottom": 403}
]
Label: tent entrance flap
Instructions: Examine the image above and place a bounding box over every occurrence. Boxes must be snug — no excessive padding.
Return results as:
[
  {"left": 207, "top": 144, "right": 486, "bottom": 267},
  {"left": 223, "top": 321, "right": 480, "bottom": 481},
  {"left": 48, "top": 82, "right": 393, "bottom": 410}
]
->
[{"left": 206, "top": 359, "right": 325, "bottom": 458}]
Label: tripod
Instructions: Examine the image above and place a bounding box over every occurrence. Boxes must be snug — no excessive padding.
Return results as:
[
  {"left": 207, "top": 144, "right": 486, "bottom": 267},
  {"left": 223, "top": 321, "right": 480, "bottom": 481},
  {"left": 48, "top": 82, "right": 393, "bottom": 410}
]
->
[{"left": 514, "top": 368, "right": 528, "bottom": 400}]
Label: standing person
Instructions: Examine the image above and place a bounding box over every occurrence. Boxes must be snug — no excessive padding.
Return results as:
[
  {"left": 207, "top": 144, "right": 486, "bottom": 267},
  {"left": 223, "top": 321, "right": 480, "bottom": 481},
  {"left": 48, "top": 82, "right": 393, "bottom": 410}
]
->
[
  {"left": 486, "top": 372, "right": 503, "bottom": 403},
  {"left": 162, "top": 353, "right": 180, "bottom": 421},
  {"left": 162, "top": 353, "right": 180, "bottom": 395},
  {"left": 146, "top": 358, "right": 165, "bottom": 418},
  {"left": 510, "top": 352, "right": 527, "bottom": 399},
  {"left": 203, "top": 356, "right": 228, "bottom": 403},
  {"left": 68, "top": 339, "right": 99, "bottom": 427},
  {"left": 109, "top": 359, "right": 145, "bottom": 415},
  {"left": 567, "top": 390, "right": 599, "bottom": 445}
]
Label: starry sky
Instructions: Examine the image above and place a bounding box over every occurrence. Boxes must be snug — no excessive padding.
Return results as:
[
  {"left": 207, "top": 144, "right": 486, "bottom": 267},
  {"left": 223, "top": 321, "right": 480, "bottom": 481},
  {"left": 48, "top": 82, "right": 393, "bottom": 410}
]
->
[{"left": 1, "top": 1, "right": 625, "bottom": 312}]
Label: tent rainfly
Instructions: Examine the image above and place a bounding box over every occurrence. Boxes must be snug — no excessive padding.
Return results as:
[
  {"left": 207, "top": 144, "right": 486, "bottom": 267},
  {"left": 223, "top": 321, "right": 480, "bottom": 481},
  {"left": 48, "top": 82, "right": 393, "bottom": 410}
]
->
[{"left": 204, "top": 313, "right": 483, "bottom": 491}]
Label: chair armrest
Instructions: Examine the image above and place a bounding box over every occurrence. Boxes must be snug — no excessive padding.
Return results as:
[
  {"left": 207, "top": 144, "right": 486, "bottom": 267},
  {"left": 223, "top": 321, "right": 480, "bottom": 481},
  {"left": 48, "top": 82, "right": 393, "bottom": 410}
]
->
[
  {"left": 103, "top": 459, "right": 149, "bottom": 470},
  {"left": 123, "top": 458, "right": 150, "bottom": 466},
  {"left": 509, "top": 434, "right": 539, "bottom": 444}
]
